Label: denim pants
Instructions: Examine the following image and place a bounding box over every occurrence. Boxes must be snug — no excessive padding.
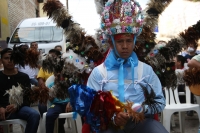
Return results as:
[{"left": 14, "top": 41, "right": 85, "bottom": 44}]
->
[
  {"left": 99, "top": 118, "right": 168, "bottom": 133},
  {"left": 46, "top": 103, "right": 68, "bottom": 133},
  {"left": 8, "top": 106, "right": 40, "bottom": 133},
  {"left": 38, "top": 103, "right": 47, "bottom": 118}
]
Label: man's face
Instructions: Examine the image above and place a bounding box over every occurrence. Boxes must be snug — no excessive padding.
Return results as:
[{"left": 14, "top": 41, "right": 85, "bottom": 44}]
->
[
  {"left": 55, "top": 47, "right": 62, "bottom": 52},
  {"left": 30, "top": 42, "right": 38, "bottom": 50},
  {"left": 49, "top": 52, "right": 58, "bottom": 58},
  {"left": 1, "top": 52, "right": 15, "bottom": 69},
  {"left": 113, "top": 34, "right": 134, "bottom": 59},
  {"left": 174, "top": 57, "right": 181, "bottom": 69}
]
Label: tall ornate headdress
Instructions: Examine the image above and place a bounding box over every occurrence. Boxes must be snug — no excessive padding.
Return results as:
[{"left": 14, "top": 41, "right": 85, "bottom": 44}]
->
[{"left": 101, "top": 0, "right": 144, "bottom": 37}]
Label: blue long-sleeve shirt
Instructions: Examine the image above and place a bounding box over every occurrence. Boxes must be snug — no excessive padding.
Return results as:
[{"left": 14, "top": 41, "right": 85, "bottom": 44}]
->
[{"left": 87, "top": 58, "right": 165, "bottom": 114}]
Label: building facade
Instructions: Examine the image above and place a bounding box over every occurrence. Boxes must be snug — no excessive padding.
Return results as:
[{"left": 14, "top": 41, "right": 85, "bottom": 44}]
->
[{"left": 0, "top": 0, "right": 39, "bottom": 48}]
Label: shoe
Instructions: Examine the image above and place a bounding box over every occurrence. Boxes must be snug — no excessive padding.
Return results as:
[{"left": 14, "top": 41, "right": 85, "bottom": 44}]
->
[{"left": 187, "top": 111, "right": 194, "bottom": 116}]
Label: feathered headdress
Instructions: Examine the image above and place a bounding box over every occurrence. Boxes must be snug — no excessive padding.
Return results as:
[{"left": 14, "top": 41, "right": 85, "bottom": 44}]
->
[{"left": 100, "top": 0, "right": 144, "bottom": 37}]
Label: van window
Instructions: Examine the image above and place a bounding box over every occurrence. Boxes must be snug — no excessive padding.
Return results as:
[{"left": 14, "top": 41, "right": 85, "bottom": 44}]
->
[{"left": 10, "top": 26, "right": 63, "bottom": 43}]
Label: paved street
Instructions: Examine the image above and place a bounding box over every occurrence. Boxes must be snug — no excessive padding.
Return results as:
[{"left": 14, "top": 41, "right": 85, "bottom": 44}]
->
[{"left": 9, "top": 106, "right": 199, "bottom": 133}]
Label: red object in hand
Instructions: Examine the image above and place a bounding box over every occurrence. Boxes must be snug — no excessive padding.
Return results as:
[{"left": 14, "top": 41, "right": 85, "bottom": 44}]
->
[{"left": 82, "top": 123, "right": 90, "bottom": 133}]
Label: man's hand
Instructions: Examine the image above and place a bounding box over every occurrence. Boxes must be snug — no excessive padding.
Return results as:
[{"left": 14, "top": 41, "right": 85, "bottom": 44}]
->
[
  {"left": 65, "top": 102, "right": 72, "bottom": 113},
  {"left": 114, "top": 112, "right": 130, "bottom": 126},
  {"left": 6, "top": 104, "right": 17, "bottom": 113},
  {"left": 0, "top": 107, "right": 6, "bottom": 121}
]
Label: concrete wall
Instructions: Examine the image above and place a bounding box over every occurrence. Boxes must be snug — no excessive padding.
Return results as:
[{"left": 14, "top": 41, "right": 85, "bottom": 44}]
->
[
  {"left": 8, "top": 0, "right": 39, "bottom": 36},
  {"left": 0, "top": 0, "right": 10, "bottom": 48},
  {"left": 39, "top": 3, "right": 47, "bottom": 17}
]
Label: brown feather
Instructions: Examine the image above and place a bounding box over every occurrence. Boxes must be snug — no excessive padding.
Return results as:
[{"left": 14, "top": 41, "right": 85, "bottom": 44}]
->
[{"left": 43, "top": 0, "right": 64, "bottom": 18}]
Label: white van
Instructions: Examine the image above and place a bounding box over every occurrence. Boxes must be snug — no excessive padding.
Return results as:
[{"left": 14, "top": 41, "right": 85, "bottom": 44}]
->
[{"left": 8, "top": 17, "right": 66, "bottom": 54}]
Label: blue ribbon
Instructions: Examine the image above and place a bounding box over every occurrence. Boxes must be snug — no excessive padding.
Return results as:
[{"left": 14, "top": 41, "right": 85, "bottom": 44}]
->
[
  {"left": 104, "top": 50, "right": 138, "bottom": 102},
  {"left": 128, "top": 57, "right": 136, "bottom": 84},
  {"left": 117, "top": 58, "right": 125, "bottom": 102},
  {"left": 110, "top": 35, "right": 121, "bottom": 57}
]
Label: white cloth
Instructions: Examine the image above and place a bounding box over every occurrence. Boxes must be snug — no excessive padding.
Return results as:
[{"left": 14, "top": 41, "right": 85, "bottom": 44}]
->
[{"left": 16, "top": 65, "right": 38, "bottom": 79}]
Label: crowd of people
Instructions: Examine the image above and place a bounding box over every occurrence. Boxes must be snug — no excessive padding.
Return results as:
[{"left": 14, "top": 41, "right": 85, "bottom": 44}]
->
[
  {"left": 0, "top": 43, "right": 71, "bottom": 133},
  {"left": 0, "top": 0, "right": 200, "bottom": 133},
  {"left": 174, "top": 43, "right": 200, "bottom": 116}
]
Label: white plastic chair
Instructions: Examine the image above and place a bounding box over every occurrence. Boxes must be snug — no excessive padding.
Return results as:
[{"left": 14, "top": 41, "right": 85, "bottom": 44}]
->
[
  {"left": 162, "top": 86, "right": 200, "bottom": 133},
  {"left": 0, "top": 119, "right": 26, "bottom": 133},
  {"left": 41, "top": 75, "right": 82, "bottom": 133},
  {"left": 41, "top": 112, "right": 82, "bottom": 133}
]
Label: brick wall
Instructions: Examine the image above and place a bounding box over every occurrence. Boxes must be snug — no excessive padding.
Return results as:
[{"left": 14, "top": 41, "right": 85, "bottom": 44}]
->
[{"left": 8, "top": 0, "right": 39, "bottom": 35}]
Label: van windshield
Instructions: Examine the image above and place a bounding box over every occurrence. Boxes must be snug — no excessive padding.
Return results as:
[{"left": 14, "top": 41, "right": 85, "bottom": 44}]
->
[{"left": 10, "top": 26, "right": 63, "bottom": 43}]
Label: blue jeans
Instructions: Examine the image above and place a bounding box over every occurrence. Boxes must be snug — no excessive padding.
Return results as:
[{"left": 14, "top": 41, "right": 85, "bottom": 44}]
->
[
  {"left": 8, "top": 106, "right": 40, "bottom": 133},
  {"left": 99, "top": 118, "right": 168, "bottom": 133},
  {"left": 30, "top": 78, "right": 38, "bottom": 86},
  {"left": 46, "top": 103, "right": 68, "bottom": 133},
  {"left": 38, "top": 103, "right": 47, "bottom": 118}
]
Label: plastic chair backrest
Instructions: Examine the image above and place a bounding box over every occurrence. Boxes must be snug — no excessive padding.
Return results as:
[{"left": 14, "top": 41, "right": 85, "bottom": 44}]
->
[
  {"left": 45, "top": 75, "right": 55, "bottom": 108},
  {"left": 45, "top": 75, "right": 55, "bottom": 87},
  {"left": 164, "top": 85, "right": 191, "bottom": 105},
  {"left": 185, "top": 86, "right": 191, "bottom": 104}
]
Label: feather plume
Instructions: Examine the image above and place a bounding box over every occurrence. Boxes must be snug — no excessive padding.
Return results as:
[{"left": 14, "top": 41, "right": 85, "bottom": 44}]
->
[
  {"left": 4, "top": 83, "right": 24, "bottom": 108},
  {"left": 144, "top": 0, "right": 172, "bottom": 30},
  {"left": 11, "top": 44, "right": 27, "bottom": 68},
  {"left": 25, "top": 49, "right": 40, "bottom": 68},
  {"left": 139, "top": 82, "right": 165, "bottom": 114},
  {"left": 184, "top": 68, "right": 200, "bottom": 86},
  {"left": 43, "top": 0, "right": 63, "bottom": 18},
  {"left": 94, "top": 0, "right": 104, "bottom": 15},
  {"left": 42, "top": 54, "right": 63, "bottom": 74},
  {"left": 179, "top": 21, "right": 200, "bottom": 47},
  {"left": 43, "top": 0, "right": 104, "bottom": 66},
  {"left": 49, "top": 62, "right": 82, "bottom": 100},
  {"left": 30, "top": 86, "right": 50, "bottom": 105}
]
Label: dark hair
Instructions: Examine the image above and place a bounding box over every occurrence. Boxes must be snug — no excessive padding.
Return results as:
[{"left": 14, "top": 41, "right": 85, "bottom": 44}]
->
[
  {"left": 49, "top": 49, "right": 61, "bottom": 56},
  {"left": 30, "top": 42, "right": 38, "bottom": 46},
  {"left": 176, "top": 55, "right": 186, "bottom": 67},
  {"left": 54, "top": 45, "right": 62, "bottom": 49},
  {"left": 0, "top": 48, "right": 12, "bottom": 59}
]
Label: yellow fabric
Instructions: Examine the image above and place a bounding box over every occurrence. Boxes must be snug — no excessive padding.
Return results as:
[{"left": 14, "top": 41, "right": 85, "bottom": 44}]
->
[{"left": 37, "top": 68, "right": 52, "bottom": 81}]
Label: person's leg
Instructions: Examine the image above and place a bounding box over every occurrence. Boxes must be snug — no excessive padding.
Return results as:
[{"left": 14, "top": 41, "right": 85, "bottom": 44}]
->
[
  {"left": 8, "top": 106, "right": 40, "bottom": 133},
  {"left": 30, "top": 78, "right": 38, "bottom": 86},
  {"left": 38, "top": 103, "right": 47, "bottom": 118},
  {"left": 58, "top": 103, "right": 67, "bottom": 133},
  {"left": 46, "top": 103, "right": 67, "bottom": 133},
  {"left": 123, "top": 118, "right": 168, "bottom": 133}
]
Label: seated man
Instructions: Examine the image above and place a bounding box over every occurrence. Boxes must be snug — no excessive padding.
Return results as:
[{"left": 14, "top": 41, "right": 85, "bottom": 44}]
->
[
  {"left": 15, "top": 44, "right": 39, "bottom": 86},
  {"left": 174, "top": 55, "right": 187, "bottom": 103},
  {"left": 0, "top": 48, "right": 40, "bottom": 133},
  {"left": 45, "top": 76, "right": 72, "bottom": 133},
  {"left": 37, "top": 49, "right": 61, "bottom": 118}
]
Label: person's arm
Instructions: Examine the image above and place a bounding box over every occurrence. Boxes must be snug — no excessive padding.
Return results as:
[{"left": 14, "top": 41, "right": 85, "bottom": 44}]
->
[
  {"left": 87, "top": 67, "right": 102, "bottom": 91},
  {"left": 144, "top": 65, "right": 166, "bottom": 114},
  {"left": 187, "top": 59, "right": 200, "bottom": 68}
]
